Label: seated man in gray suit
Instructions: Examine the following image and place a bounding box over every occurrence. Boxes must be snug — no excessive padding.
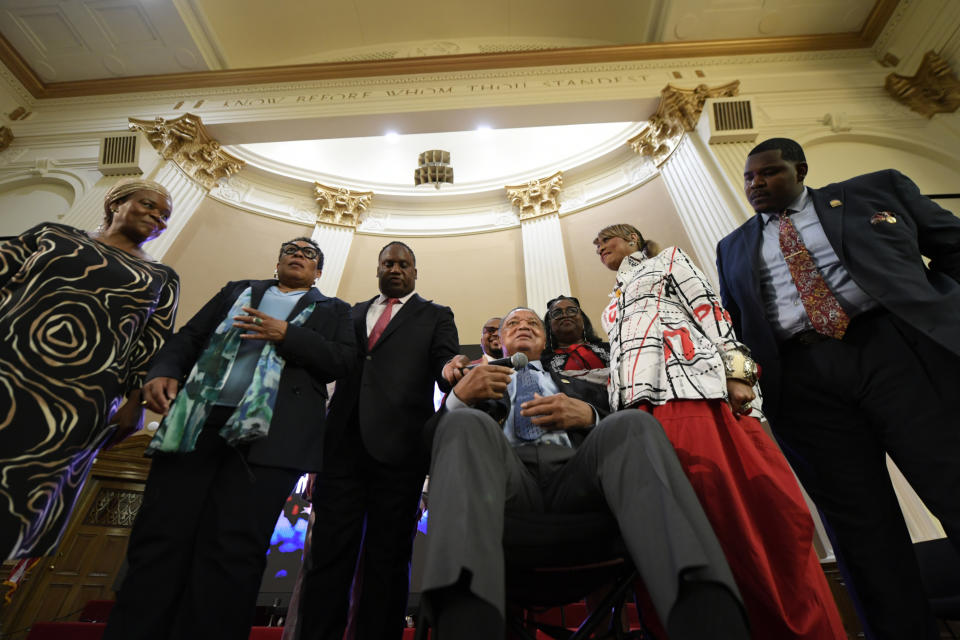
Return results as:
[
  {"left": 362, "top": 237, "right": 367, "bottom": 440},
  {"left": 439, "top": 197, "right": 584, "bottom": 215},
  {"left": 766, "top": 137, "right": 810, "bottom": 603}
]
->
[{"left": 422, "top": 307, "right": 750, "bottom": 640}]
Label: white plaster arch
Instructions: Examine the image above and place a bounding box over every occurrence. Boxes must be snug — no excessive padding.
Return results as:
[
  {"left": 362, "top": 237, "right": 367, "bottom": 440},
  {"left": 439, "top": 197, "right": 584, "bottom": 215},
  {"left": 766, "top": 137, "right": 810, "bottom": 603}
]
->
[
  {"left": 0, "top": 169, "right": 86, "bottom": 236},
  {"left": 794, "top": 129, "right": 960, "bottom": 193}
]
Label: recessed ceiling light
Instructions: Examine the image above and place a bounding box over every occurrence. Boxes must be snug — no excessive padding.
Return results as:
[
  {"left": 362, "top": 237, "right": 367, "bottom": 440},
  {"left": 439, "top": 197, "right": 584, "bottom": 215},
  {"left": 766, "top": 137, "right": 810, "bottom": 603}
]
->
[
  {"left": 385, "top": 131, "right": 399, "bottom": 142},
  {"left": 476, "top": 124, "right": 492, "bottom": 134}
]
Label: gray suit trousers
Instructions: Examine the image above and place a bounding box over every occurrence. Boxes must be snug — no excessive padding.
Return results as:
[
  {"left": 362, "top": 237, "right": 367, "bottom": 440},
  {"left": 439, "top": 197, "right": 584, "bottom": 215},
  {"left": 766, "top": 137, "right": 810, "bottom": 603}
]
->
[{"left": 420, "top": 408, "right": 741, "bottom": 623}]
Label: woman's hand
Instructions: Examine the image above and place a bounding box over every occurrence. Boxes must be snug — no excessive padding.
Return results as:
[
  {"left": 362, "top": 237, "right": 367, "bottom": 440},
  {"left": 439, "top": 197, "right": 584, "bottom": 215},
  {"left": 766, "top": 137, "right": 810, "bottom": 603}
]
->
[
  {"left": 234, "top": 306, "right": 288, "bottom": 342},
  {"left": 142, "top": 377, "right": 180, "bottom": 415},
  {"left": 727, "top": 379, "right": 756, "bottom": 416}
]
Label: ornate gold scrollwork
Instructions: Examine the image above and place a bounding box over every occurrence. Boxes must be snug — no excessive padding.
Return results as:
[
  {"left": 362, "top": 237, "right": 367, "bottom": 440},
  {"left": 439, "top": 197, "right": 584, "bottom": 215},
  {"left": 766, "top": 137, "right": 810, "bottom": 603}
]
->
[
  {"left": 128, "top": 113, "right": 245, "bottom": 190},
  {"left": 0, "top": 126, "right": 13, "bottom": 152},
  {"left": 628, "top": 81, "right": 741, "bottom": 163},
  {"left": 885, "top": 51, "right": 960, "bottom": 118}
]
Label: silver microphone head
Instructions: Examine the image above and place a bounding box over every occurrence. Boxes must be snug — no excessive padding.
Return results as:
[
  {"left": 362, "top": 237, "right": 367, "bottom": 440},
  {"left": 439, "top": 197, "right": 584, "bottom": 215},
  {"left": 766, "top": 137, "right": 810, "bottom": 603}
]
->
[{"left": 509, "top": 352, "right": 529, "bottom": 369}]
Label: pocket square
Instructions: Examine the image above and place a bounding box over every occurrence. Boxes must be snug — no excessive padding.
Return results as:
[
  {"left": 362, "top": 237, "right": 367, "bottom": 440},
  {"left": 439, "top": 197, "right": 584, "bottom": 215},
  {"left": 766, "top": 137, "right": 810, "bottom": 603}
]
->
[{"left": 870, "top": 211, "right": 897, "bottom": 224}]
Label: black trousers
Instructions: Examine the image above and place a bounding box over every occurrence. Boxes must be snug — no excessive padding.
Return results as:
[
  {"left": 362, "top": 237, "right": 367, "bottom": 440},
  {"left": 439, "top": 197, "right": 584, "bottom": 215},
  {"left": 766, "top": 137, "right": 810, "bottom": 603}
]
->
[
  {"left": 104, "top": 413, "right": 301, "bottom": 640},
  {"left": 294, "top": 425, "right": 425, "bottom": 640},
  {"left": 773, "top": 310, "right": 960, "bottom": 640}
]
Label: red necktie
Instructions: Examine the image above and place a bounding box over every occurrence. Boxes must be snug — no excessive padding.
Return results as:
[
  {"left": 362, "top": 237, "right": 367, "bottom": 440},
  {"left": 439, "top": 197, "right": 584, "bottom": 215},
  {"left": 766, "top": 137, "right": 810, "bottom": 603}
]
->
[
  {"left": 778, "top": 213, "right": 849, "bottom": 339},
  {"left": 367, "top": 298, "right": 399, "bottom": 349}
]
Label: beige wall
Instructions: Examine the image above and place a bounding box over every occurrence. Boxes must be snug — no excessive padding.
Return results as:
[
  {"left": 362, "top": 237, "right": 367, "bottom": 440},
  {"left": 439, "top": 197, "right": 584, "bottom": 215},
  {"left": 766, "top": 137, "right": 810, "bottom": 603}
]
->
[
  {"left": 804, "top": 138, "right": 960, "bottom": 194},
  {"left": 560, "top": 175, "right": 692, "bottom": 340},
  {"left": 162, "top": 177, "right": 697, "bottom": 347},
  {"left": 162, "top": 198, "right": 313, "bottom": 326}
]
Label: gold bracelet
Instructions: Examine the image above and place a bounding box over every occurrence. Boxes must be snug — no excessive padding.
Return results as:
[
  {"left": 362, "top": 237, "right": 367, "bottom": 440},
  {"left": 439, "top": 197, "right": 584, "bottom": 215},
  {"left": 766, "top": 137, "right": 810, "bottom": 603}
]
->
[{"left": 722, "top": 350, "right": 758, "bottom": 386}]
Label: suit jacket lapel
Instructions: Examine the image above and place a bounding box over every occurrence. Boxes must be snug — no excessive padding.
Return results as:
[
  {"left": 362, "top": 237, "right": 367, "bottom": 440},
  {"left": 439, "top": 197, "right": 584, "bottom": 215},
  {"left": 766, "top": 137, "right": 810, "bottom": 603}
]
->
[
  {"left": 354, "top": 298, "right": 375, "bottom": 352},
  {"left": 743, "top": 215, "right": 764, "bottom": 298},
  {"left": 287, "top": 287, "right": 323, "bottom": 320},
  {"left": 370, "top": 293, "right": 423, "bottom": 349},
  {"left": 250, "top": 280, "right": 273, "bottom": 309},
  {"left": 810, "top": 185, "right": 845, "bottom": 256}
]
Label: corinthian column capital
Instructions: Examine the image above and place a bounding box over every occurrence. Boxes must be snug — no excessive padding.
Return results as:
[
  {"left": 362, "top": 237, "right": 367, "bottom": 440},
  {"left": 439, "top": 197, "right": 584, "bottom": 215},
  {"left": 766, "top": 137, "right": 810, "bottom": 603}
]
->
[
  {"left": 505, "top": 171, "right": 563, "bottom": 221},
  {"left": 313, "top": 183, "right": 373, "bottom": 229},
  {"left": 128, "top": 113, "right": 244, "bottom": 190}
]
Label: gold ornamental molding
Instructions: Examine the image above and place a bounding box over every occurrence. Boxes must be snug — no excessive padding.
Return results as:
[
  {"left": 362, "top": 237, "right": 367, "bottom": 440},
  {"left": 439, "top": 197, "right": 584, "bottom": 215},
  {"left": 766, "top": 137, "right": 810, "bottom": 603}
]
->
[
  {"left": 128, "top": 113, "right": 245, "bottom": 190},
  {"left": 0, "top": 126, "right": 12, "bottom": 152},
  {"left": 506, "top": 171, "right": 563, "bottom": 221},
  {"left": 313, "top": 183, "right": 373, "bottom": 228},
  {"left": 885, "top": 51, "right": 960, "bottom": 118},
  {"left": 628, "top": 81, "right": 740, "bottom": 164}
]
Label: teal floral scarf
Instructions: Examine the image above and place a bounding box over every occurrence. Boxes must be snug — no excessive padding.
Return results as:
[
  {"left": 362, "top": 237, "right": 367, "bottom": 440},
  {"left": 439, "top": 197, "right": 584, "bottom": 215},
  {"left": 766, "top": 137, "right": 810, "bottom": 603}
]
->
[{"left": 146, "top": 286, "right": 315, "bottom": 455}]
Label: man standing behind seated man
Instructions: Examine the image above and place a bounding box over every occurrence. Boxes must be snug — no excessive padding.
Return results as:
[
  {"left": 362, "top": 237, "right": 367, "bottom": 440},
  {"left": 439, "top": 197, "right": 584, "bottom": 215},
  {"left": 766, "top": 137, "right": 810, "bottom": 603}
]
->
[
  {"left": 421, "top": 308, "right": 750, "bottom": 640},
  {"left": 294, "top": 241, "right": 459, "bottom": 640},
  {"left": 474, "top": 316, "right": 502, "bottom": 364},
  {"left": 716, "top": 137, "right": 960, "bottom": 639}
]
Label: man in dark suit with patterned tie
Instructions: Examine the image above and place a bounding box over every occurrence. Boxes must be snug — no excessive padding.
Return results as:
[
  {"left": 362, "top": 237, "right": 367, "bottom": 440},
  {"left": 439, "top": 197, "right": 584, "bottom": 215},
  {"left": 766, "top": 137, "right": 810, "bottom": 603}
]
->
[
  {"left": 421, "top": 307, "right": 749, "bottom": 640},
  {"left": 295, "top": 241, "right": 459, "bottom": 640},
  {"left": 716, "top": 137, "right": 960, "bottom": 640}
]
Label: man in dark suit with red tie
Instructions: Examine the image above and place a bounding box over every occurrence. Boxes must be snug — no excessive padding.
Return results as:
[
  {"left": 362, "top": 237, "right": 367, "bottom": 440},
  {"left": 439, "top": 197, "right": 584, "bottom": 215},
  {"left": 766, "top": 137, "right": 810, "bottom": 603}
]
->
[
  {"left": 295, "top": 241, "right": 459, "bottom": 640},
  {"left": 716, "top": 137, "right": 960, "bottom": 640}
]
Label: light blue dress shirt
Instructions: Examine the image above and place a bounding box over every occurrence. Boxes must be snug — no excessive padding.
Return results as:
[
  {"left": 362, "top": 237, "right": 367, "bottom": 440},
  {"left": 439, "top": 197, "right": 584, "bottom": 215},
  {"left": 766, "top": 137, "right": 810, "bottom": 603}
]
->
[
  {"left": 446, "top": 360, "right": 578, "bottom": 448},
  {"left": 216, "top": 286, "right": 306, "bottom": 407},
  {"left": 758, "top": 188, "right": 877, "bottom": 339}
]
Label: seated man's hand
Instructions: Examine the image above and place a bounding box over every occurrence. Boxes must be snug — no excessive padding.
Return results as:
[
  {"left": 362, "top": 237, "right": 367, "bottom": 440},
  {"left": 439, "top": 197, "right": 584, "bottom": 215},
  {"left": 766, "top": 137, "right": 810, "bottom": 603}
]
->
[
  {"left": 520, "top": 392, "right": 594, "bottom": 430},
  {"left": 442, "top": 354, "right": 472, "bottom": 385},
  {"left": 451, "top": 365, "right": 514, "bottom": 405}
]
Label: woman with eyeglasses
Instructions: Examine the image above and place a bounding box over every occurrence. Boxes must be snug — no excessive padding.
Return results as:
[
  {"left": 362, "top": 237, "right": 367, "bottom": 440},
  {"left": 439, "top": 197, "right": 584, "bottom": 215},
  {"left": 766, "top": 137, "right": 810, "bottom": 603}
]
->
[
  {"left": 594, "top": 223, "right": 845, "bottom": 639},
  {"left": 0, "top": 179, "right": 179, "bottom": 562},
  {"left": 105, "top": 237, "right": 357, "bottom": 640},
  {"left": 542, "top": 295, "right": 610, "bottom": 385}
]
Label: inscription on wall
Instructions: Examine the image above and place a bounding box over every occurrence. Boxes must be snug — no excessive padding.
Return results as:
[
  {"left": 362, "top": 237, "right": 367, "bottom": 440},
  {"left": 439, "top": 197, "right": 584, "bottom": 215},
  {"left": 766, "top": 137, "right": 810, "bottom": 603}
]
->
[{"left": 170, "top": 74, "right": 651, "bottom": 111}]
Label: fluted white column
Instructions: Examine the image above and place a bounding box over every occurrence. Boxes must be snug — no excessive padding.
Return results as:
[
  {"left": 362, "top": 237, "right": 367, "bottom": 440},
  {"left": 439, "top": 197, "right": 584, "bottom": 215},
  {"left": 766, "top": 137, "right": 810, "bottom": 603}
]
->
[
  {"left": 702, "top": 140, "right": 754, "bottom": 216},
  {"left": 659, "top": 135, "right": 744, "bottom": 288},
  {"left": 520, "top": 212, "right": 570, "bottom": 316},
  {"left": 60, "top": 174, "right": 118, "bottom": 231},
  {"left": 311, "top": 222, "right": 355, "bottom": 296},
  {"left": 141, "top": 162, "right": 207, "bottom": 260}
]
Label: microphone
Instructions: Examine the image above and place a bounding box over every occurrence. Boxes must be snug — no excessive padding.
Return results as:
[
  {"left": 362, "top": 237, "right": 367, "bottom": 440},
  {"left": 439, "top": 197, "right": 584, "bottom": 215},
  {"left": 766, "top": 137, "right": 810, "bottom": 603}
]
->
[{"left": 465, "top": 352, "right": 529, "bottom": 371}]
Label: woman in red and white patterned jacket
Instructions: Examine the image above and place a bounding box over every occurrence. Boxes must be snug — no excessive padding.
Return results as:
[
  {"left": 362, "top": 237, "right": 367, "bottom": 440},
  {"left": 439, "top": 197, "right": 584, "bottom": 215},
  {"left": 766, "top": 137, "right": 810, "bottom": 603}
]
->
[{"left": 595, "top": 223, "right": 845, "bottom": 640}]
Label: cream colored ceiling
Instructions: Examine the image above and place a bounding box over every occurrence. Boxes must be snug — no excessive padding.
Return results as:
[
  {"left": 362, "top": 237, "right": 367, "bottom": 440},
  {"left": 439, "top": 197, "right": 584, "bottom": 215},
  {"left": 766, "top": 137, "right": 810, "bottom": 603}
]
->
[{"left": 0, "top": 0, "right": 879, "bottom": 82}]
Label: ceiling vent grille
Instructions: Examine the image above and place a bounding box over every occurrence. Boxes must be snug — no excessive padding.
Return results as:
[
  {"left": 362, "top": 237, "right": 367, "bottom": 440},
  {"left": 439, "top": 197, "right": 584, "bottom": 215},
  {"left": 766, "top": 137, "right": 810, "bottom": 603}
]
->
[
  {"left": 702, "top": 97, "right": 758, "bottom": 143},
  {"left": 98, "top": 133, "right": 143, "bottom": 176}
]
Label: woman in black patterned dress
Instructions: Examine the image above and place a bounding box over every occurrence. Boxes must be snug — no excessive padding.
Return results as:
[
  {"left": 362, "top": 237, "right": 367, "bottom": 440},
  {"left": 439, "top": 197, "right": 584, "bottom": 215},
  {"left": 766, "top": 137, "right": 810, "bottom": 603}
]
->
[{"left": 0, "top": 179, "right": 180, "bottom": 560}]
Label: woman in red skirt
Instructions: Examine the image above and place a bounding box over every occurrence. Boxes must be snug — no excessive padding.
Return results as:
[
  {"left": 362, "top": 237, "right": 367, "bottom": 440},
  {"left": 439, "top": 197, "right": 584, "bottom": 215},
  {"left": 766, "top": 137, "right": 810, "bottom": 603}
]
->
[{"left": 594, "top": 222, "right": 845, "bottom": 639}]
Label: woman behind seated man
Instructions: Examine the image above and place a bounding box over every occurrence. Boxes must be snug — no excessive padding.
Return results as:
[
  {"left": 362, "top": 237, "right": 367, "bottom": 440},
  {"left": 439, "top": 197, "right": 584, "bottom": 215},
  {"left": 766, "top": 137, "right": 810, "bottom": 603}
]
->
[{"left": 541, "top": 295, "right": 609, "bottom": 386}]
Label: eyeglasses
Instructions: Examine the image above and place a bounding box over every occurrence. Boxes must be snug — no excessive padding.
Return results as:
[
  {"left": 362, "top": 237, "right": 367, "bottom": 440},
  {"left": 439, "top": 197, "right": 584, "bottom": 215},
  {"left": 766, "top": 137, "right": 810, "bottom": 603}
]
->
[
  {"left": 548, "top": 306, "right": 581, "bottom": 320},
  {"left": 280, "top": 243, "right": 320, "bottom": 261}
]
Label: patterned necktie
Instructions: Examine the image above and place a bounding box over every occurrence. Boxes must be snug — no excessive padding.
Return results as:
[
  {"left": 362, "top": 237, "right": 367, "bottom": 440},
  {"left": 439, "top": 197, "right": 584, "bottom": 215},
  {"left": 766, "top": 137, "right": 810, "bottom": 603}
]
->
[
  {"left": 778, "top": 213, "right": 850, "bottom": 339},
  {"left": 513, "top": 365, "right": 544, "bottom": 441},
  {"left": 367, "top": 298, "right": 399, "bottom": 349}
]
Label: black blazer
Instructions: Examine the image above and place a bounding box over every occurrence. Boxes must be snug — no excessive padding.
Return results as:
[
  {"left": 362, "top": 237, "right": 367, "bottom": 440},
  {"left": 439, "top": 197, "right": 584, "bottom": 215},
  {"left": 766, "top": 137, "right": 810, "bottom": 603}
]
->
[
  {"left": 423, "top": 365, "right": 611, "bottom": 453},
  {"left": 146, "top": 279, "right": 356, "bottom": 471},
  {"left": 716, "top": 170, "right": 960, "bottom": 418},
  {"left": 324, "top": 293, "right": 459, "bottom": 467}
]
